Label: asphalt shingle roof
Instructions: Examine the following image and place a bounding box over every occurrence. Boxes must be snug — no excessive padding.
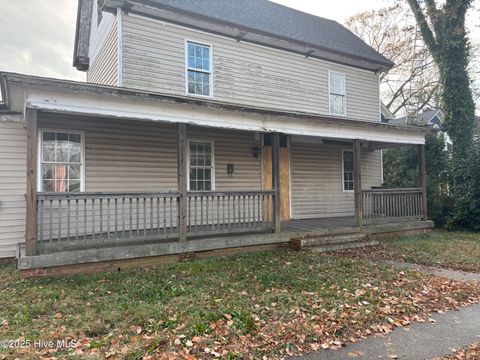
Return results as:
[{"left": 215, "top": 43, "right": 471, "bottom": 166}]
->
[{"left": 144, "top": 0, "right": 394, "bottom": 68}]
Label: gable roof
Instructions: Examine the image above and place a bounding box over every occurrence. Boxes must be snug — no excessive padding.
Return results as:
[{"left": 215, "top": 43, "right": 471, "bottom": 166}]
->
[
  {"left": 74, "top": 0, "right": 394, "bottom": 71},
  {"left": 141, "top": 0, "right": 393, "bottom": 67},
  {"left": 390, "top": 109, "right": 444, "bottom": 127}
]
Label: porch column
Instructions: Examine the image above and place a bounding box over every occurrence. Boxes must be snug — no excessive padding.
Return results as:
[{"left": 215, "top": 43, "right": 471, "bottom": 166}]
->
[
  {"left": 25, "top": 108, "right": 38, "bottom": 256},
  {"left": 177, "top": 123, "right": 188, "bottom": 241},
  {"left": 272, "top": 132, "right": 281, "bottom": 233},
  {"left": 353, "top": 139, "right": 363, "bottom": 227},
  {"left": 418, "top": 144, "right": 428, "bottom": 220}
]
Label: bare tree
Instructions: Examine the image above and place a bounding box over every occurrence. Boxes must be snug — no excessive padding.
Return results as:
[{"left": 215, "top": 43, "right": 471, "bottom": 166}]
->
[{"left": 346, "top": 4, "right": 441, "bottom": 116}]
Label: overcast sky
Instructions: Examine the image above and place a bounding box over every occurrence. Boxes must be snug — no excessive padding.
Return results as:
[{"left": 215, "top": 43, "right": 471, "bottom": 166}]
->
[{"left": 0, "top": 0, "right": 478, "bottom": 85}]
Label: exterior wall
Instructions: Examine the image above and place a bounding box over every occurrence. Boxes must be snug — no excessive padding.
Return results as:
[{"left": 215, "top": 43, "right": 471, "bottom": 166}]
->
[
  {"left": 86, "top": 2, "right": 118, "bottom": 86},
  {"left": 290, "top": 141, "right": 382, "bottom": 219},
  {"left": 0, "top": 121, "right": 27, "bottom": 258},
  {"left": 121, "top": 14, "right": 380, "bottom": 122},
  {"left": 38, "top": 114, "right": 262, "bottom": 193}
]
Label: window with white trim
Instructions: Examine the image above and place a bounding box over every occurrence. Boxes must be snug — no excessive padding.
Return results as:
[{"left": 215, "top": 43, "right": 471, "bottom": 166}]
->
[
  {"left": 329, "top": 71, "right": 346, "bottom": 116},
  {"left": 186, "top": 41, "right": 212, "bottom": 97},
  {"left": 40, "top": 130, "right": 83, "bottom": 192},
  {"left": 189, "top": 141, "right": 214, "bottom": 191},
  {"left": 342, "top": 150, "right": 354, "bottom": 192}
]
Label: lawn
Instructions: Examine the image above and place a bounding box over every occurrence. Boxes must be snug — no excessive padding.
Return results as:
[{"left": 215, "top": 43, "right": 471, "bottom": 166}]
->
[
  {"left": 1, "top": 250, "right": 480, "bottom": 359},
  {"left": 338, "top": 231, "right": 480, "bottom": 273}
]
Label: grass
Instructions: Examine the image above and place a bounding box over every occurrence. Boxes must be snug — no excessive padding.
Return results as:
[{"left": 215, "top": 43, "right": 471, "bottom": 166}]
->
[
  {"left": 349, "top": 231, "right": 480, "bottom": 273},
  {"left": 1, "top": 249, "right": 479, "bottom": 359}
]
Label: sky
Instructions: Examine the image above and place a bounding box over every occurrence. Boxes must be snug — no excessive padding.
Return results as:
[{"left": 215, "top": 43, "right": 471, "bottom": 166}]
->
[{"left": 0, "top": 0, "right": 478, "bottom": 91}]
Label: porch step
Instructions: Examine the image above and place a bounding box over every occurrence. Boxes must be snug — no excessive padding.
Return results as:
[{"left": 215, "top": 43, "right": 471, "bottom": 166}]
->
[
  {"left": 309, "top": 240, "right": 380, "bottom": 253},
  {"left": 289, "top": 231, "right": 378, "bottom": 252}
]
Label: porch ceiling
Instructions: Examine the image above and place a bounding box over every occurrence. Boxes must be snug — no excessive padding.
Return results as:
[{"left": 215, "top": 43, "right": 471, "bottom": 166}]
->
[{"left": 1, "top": 71, "right": 432, "bottom": 145}]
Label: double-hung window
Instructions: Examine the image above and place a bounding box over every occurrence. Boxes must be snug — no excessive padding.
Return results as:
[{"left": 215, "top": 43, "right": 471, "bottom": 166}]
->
[
  {"left": 329, "top": 71, "right": 346, "bottom": 116},
  {"left": 40, "top": 130, "right": 84, "bottom": 192},
  {"left": 186, "top": 41, "right": 212, "bottom": 97},
  {"left": 189, "top": 141, "right": 214, "bottom": 191},
  {"left": 342, "top": 150, "right": 354, "bottom": 192}
]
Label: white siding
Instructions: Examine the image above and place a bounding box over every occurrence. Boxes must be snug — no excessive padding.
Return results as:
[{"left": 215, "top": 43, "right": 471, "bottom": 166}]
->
[
  {"left": 38, "top": 115, "right": 262, "bottom": 193},
  {"left": 290, "top": 141, "right": 382, "bottom": 219},
  {"left": 86, "top": 3, "right": 118, "bottom": 86},
  {"left": 0, "top": 121, "right": 27, "bottom": 258},
  {"left": 121, "top": 14, "right": 380, "bottom": 122}
]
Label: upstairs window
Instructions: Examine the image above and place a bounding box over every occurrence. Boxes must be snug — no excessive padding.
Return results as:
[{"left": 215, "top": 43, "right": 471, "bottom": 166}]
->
[
  {"left": 186, "top": 41, "right": 212, "bottom": 97},
  {"left": 40, "top": 130, "right": 84, "bottom": 192},
  {"left": 189, "top": 141, "right": 214, "bottom": 191},
  {"left": 329, "top": 71, "right": 346, "bottom": 116},
  {"left": 342, "top": 150, "right": 354, "bottom": 192}
]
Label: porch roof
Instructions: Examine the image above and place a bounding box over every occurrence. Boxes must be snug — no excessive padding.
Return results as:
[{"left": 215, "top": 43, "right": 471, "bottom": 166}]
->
[{"left": 0, "top": 71, "right": 433, "bottom": 145}]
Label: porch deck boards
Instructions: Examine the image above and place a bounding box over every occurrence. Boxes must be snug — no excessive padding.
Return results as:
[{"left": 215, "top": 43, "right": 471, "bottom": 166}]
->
[{"left": 283, "top": 217, "right": 356, "bottom": 232}]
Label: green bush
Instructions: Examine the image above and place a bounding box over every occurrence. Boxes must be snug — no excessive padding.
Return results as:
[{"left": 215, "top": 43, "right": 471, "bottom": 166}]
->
[{"left": 383, "top": 133, "right": 450, "bottom": 226}]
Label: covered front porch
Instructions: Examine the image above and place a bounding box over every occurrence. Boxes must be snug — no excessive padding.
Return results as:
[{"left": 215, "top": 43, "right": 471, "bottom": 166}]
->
[{"left": 9, "top": 74, "right": 433, "bottom": 274}]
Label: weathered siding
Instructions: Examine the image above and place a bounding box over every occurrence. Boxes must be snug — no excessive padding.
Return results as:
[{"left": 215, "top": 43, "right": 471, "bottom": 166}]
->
[
  {"left": 86, "top": 3, "right": 118, "bottom": 86},
  {"left": 121, "top": 14, "right": 380, "bottom": 122},
  {"left": 38, "top": 114, "right": 262, "bottom": 193},
  {"left": 290, "top": 141, "right": 382, "bottom": 219},
  {"left": 0, "top": 121, "right": 27, "bottom": 258}
]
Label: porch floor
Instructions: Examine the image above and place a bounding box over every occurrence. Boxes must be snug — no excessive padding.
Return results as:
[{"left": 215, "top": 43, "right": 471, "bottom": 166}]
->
[{"left": 17, "top": 217, "right": 434, "bottom": 272}]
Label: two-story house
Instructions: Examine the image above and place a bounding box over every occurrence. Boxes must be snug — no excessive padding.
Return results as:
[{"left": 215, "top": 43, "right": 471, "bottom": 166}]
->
[{"left": 0, "top": 0, "right": 433, "bottom": 276}]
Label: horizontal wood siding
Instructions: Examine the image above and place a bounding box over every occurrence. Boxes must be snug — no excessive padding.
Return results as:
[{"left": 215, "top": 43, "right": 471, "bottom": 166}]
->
[
  {"left": 0, "top": 121, "right": 27, "bottom": 258},
  {"left": 290, "top": 141, "right": 382, "bottom": 219},
  {"left": 121, "top": 14, "right": 380, "bottom": 122},
  {"left": 87, "top": 12, "right": 118, "bottom": 86},
  {"left": 38, "top": 115, "right": 261, "bottom": 193}
]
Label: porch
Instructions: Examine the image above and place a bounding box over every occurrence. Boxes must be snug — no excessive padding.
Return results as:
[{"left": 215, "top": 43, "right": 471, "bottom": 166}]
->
[{"left": 18, "top": 106, "right": 431, "bottom": 273}]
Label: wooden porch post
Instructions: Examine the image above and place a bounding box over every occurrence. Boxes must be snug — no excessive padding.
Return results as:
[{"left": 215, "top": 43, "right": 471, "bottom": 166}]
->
[
  {"left": 353, "top": 139, "right": 363, "bottom": 227},
  {"left": 177, "top": 123, "right": 188, "bottom": 241},
  {"left": 25, "top": 108, "right": 38, "bottom": 256},
  {"left": 418, "top": 144, "right": 428, "bottom": 220},
  {"left": 272, "top": 132, "right": 281, "bottom": 233}
]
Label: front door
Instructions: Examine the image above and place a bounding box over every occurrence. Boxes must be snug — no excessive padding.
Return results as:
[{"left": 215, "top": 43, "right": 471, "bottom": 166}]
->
[{"left": 262, "top": 134, "right": 291, "bottom": 221}]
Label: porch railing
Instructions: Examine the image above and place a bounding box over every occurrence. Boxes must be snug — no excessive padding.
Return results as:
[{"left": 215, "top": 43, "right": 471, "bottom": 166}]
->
[
  {"left": 187, "top": 191, "right": 275, "bottom": 236},
  {"left": 36, "top": 190, "right": 275, "bottom": 251},
  {"left": 361, "top": 188, "right": 424, "bottom": 222}
]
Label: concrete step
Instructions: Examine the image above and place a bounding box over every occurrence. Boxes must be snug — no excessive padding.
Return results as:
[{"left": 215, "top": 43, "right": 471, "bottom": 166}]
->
[
  {"left": 309, "top": 240, "right": 380, "bottom": 253},
  {"left": 290, "top": 232, "right": 368, "bottom": 250}
]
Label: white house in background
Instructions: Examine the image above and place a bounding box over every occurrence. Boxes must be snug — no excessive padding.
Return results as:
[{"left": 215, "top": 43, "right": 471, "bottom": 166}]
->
[{"left": 0, "top": 0, "right": 433, "bottom": 276}]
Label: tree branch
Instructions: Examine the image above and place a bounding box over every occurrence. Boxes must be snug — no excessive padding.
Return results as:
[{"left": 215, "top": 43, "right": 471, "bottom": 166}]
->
[{"left": 406, "top": 0, "right": 439, "bottom": 56}]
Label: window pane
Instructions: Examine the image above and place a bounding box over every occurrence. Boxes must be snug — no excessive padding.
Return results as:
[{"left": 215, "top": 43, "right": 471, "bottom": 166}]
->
[
  {"left": 343, "top": 151, "right": 353, "bottom": 171},
  {"left": 330, "top": 73, "right": 345, "bottom": 94},
  {"left": 42, "top": 132, "right": 56, "bottom": 162},
  {"left": 53, "top": 178, "right": 67, "bottom": 192},
  {"left": 43, "top": 180, "right": 55, "bottom": 192},
  {"left": 56, "top": 133, "right": 69, "bottom": 162},
  {"left": 68, "top": 165, "right": 81, "bottom": 180},
  {"left": 68, "top": 180, "right": 81, "bottom": 192},
  {"left": 42, "top": 164, "right": 54, "bottom": 180},
  {"left": 69, "top": 133, "right": 81, "bottom": 144},
  {"left": 330, "top": 94, "right": 345, "bottom": 115}
]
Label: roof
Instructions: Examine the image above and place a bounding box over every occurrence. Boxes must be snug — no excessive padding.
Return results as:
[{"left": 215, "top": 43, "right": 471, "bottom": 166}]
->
[
  {"left": 140, "top": 0, "right": 393, "bottom": 67},
  {"left": 390, "top": 109, "right": 444, "bottom": 127},
  {"left": 1, "top": 71, "right": 432, "bottom": 138},
  {"left": 74, "top": 0, "right": 394, "bottom": 71}
]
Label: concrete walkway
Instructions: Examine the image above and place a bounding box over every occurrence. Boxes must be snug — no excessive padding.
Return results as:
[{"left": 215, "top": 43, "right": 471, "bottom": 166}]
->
[
  {"left": 381, "top": 260, "right": 480, "bottom": 283},
  {"left": 293, "top": 303, "right": 480, "bottom": 360}
]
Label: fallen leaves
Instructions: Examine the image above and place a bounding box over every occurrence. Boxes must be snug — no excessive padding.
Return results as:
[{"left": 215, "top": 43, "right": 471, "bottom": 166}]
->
[{"left": 2, "top": 251, "right": 480, "bottom": 359}]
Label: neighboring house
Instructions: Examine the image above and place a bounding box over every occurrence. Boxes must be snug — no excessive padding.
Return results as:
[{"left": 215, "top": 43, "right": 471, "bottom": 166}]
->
[
  {"left": 389, "top": 109, "right": 452, "bottom": 151},
  {"left": 0, "top": 0, "right": 432, "bottom": 276}
]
